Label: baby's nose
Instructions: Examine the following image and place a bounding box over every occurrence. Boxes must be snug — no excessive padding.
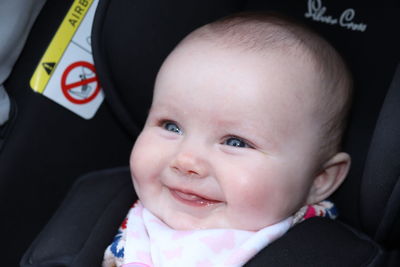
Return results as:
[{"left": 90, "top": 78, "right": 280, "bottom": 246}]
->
[{"left": 170, "top": 151, "right": 208, "bottom": 178}]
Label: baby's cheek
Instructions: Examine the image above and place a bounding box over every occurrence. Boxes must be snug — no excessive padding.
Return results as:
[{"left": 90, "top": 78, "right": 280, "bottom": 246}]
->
[
  {"left": 130, "top": 134, "right": 165, "bottom": 203},
  {"left": 130, "top": 133, "right": 157, "bottom": 182},
  {"left": 224, "top": 170, "right": 281, "bottom": 229}
]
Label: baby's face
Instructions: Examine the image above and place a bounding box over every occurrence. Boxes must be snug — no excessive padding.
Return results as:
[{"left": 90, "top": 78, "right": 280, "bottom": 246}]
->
[{"left": 130, "top": 39, "right": 324, "bottom": 230}]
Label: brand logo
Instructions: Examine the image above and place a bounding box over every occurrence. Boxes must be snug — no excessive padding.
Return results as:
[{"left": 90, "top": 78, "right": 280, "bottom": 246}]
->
[{"left": 304, "top": 0, "right": 367, "bottom": 32}]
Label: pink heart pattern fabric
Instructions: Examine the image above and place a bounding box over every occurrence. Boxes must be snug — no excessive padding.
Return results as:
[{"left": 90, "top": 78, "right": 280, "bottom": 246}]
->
[{"left": 103, "top": 200, "right": 337, "bottom": 267}]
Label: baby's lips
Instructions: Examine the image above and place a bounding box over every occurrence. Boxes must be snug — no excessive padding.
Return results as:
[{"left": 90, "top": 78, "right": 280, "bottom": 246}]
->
[{"left": 169, "top": 188, "right": 222, "bottom": 207}]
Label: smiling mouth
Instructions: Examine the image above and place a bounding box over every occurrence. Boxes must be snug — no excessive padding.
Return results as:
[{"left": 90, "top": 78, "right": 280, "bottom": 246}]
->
[{"left": 169, "top": 188, "right": 222, "bottom": 207}]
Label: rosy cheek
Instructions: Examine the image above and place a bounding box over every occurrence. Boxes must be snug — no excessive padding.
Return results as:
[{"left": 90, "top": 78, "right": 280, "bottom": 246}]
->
[
  {"left": 130, "top": 133, "right": 155, "bottom": 182},
  {"left": 224, "top": 163, "right": 277, "bottom": 211},
  {"left": 131, "top": 130, "right": 172, "bottom": 183}
]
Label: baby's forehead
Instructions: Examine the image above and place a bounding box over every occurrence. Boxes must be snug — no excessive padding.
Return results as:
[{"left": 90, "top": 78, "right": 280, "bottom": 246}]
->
[
  {"left": 158, "top": 41, "right": 323, "bottom": 111},
  {"left": 161, "top": 34, "right": 323, "bottom": 96}
]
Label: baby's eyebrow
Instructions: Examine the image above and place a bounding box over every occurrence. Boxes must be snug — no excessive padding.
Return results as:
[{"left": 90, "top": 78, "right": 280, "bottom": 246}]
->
[{"left": 148, "top": 101, "right": 179, "bottom": 114}]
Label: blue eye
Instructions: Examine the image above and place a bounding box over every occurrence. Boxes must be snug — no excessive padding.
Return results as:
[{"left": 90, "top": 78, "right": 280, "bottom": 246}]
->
[
  {"left": 163, "top": 121, "right": 182, "bottom": 135},
  {"left": 224, "top": 137, "right": 250, "bottom": 148}
]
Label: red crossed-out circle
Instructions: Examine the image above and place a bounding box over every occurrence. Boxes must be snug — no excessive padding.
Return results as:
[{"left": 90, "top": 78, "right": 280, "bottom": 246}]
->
[{"left": 61, "top": 61, "right": 100, "bottom": 104}]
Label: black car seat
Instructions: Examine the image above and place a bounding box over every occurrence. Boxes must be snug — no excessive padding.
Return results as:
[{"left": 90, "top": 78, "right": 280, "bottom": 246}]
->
[
  {"left": 0, "top": 0, "right": 134, "bottom": 265},
  {"left": 21, "top": 0, "right": 400, "bottom": 266}
]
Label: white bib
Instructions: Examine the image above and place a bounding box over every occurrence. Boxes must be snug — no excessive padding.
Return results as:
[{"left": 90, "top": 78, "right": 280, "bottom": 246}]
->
[
  {"left": 122, "top": 202, "right": 292, "bottom": 267},
  {"left": 103, "top": 200, "right": 337, "bottom": 267}
]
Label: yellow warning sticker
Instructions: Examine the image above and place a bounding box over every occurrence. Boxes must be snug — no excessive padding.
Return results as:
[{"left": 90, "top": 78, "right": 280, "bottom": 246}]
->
[
  {"left": 30, "top": 0, "right": 103, "bottom": 119},
  {"left": 31, "top": 0, "right": 94, "bottom": 93}
]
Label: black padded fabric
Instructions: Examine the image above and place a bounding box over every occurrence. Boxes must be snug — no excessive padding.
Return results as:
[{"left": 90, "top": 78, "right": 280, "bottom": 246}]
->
[
  {"left": 21, "top": 169, "right": 390, "bottom": 267},
  {"left": 1, "top": 0, "right": 133, "bottom": 265},
  {"left": 361, "top": 64, "right": 400, "bottom": 247},
  {"left": 20, "top": 167, "right": 136, "bottom": 267},
  {"left": 245, "top": 218, "right": 386, "bottom": 267}
]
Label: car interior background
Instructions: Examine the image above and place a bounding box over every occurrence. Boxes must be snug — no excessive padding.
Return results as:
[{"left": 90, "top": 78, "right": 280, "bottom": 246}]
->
[{"left": 0, "top": 0, "right": 399, "bottom": 266}]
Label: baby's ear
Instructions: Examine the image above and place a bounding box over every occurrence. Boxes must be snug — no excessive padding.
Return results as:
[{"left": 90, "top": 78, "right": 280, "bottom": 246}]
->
[{"left": 306, "top": 152, "right": 351, "bottom": 204}]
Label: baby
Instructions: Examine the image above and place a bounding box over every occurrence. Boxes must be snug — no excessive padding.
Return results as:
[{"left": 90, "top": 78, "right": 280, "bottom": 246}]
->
[{"left": 103, "top": 11, "right": 352, "bottom": 267}]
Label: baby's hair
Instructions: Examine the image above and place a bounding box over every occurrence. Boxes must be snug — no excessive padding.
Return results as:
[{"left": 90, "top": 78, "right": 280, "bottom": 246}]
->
[{"left": 177, "top": 11, "right": 353, "bottom": 158}]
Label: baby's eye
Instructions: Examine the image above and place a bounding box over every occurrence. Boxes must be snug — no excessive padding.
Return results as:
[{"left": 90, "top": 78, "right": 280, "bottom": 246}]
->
[
  {"left": 162, "top": 121, "right": 182, "bottom": 135},
  {"left": 224, "top": 137, "right": 251, "bottom": 148}
]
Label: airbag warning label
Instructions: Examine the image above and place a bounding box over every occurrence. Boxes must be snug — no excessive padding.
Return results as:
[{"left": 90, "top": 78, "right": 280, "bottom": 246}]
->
[{"left": 30, "top": 0, "right": 102, "bottom": 119}]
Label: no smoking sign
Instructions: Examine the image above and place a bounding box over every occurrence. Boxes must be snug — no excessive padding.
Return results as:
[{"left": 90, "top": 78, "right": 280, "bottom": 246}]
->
[{"left": 61, "top": 61, "right": 100, "bottom": 105}]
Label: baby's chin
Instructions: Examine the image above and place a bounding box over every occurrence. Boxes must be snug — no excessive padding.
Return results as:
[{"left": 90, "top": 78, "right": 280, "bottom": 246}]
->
[
  {"left": 141, "top": 195, "right": 282, "bottom": 231},
  {"left": 155, "top": 208, "right": 228, "bottom": 230}
]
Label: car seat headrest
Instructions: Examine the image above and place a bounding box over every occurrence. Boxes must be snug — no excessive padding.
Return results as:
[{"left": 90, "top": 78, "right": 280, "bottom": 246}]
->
[{"left": 91, "top": 0, "right": 400, "bottom": 249}]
